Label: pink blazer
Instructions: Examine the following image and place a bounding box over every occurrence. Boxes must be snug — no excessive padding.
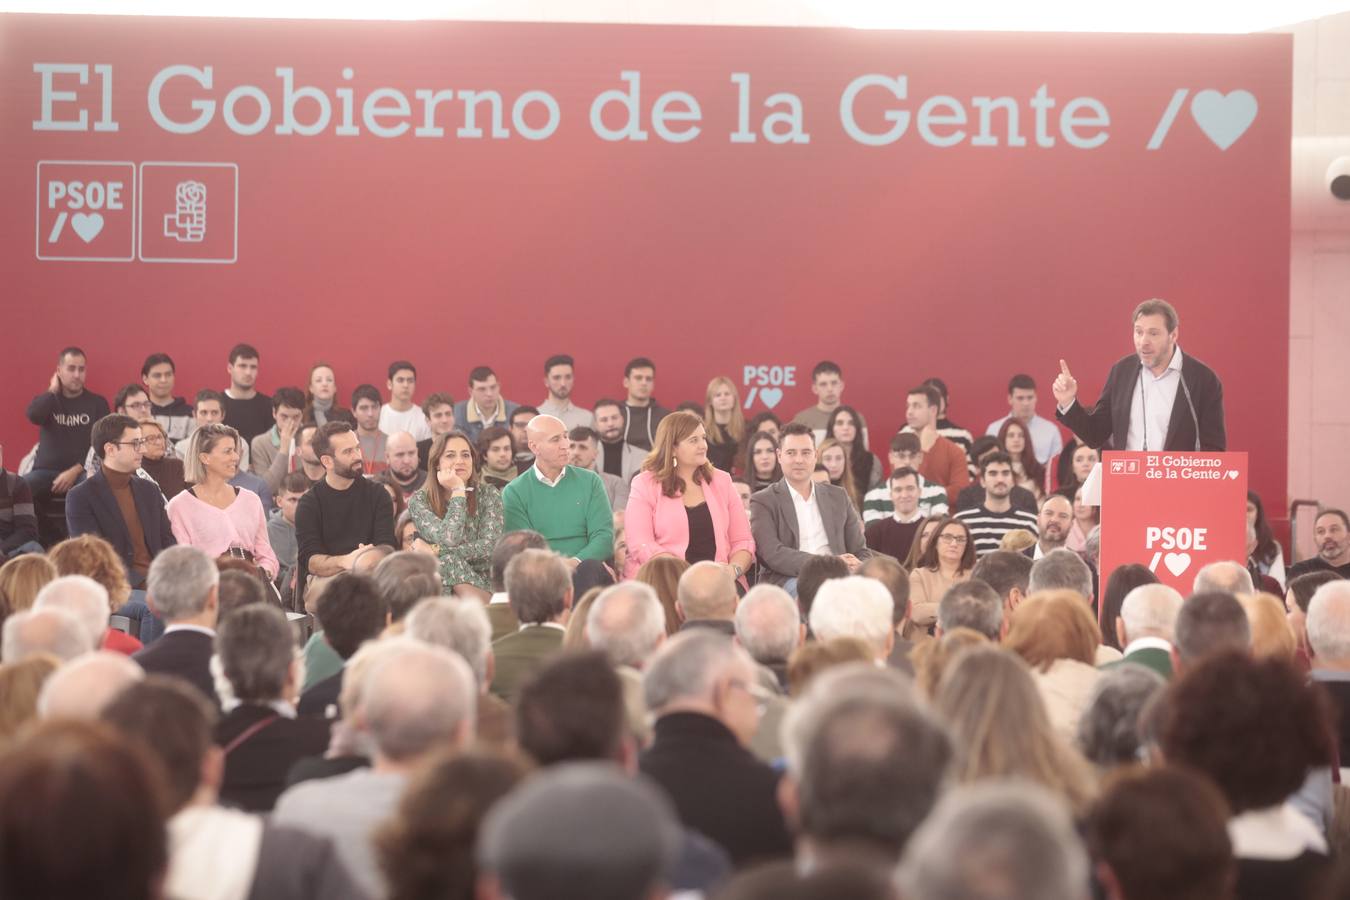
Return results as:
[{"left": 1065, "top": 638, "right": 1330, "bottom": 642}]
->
[{"left": 624, "top": 469, "right": 755, "bottom": 579}]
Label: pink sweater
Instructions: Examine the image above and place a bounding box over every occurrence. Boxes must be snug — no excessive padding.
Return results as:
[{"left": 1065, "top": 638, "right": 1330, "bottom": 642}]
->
[{"left": 166, "top": 487, "right": 279, "bottom": 578}]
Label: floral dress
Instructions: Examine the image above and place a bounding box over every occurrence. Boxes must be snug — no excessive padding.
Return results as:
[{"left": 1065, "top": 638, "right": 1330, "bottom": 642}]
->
[{"left": 407, "top": 482, "right": 504, "bottom": 593}]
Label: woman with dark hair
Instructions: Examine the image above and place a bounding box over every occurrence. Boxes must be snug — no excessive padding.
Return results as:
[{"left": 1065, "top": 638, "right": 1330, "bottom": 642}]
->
[
  {"left": 903, "top": 516, "right": 940, "bottom": 572},
  {"left": 997, "top": 418, "right": 1045, "bottom": 500},
  {"left": 623, "top": 411, "right": 754, "bottom": 585},
  {"left": 826, "top": 405, "right": 883, "bottom": 497},
  {"left": 747, "top": 411, "right": 782, "bottom": 442},
  {"left": 1054, "top": 442, "right": 1098, "bottom": 500},
  {"left": 908, "top": 515, "right": 976, "bottom": 629},
  {"left": 743, "top": 430, "right": 782, "bottom": 492},
  {"left": 1247, "top": 491, "right": 1285, "bottom": 589},
  {"left": 1161, "top": 652, "right": 1334, "bottom": 899},
  {"left": 1098, "top": 563, "right": 1158, "bottom": 651},
  {"left": 408, "top": 431, "right": 504, "bottom": 600},
  {"left": 635, "top": 556, "right": 691, "bottom": 635}
]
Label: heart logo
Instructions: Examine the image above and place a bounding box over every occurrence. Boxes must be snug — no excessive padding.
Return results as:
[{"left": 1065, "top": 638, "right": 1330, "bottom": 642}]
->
[
  {"left": 1164, "top": 552, "right": 1192, "bottom": 577},
  {"left": 1226, "top": 470, "right": 1240, "bottom": 480},
  {"left": 1190, "top": 90, "right": 1257, "bottom": 151},
  {"left": 758, "top": 388, "right": 783, "bottom": 410},
  {"left": 71, "top": 212, "right": 105, "bottom": 243}
]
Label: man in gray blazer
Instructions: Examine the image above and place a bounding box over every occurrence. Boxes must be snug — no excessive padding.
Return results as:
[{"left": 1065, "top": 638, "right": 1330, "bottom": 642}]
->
[{"left": 750, "top": 423, "right": 873, "bottom": 596}]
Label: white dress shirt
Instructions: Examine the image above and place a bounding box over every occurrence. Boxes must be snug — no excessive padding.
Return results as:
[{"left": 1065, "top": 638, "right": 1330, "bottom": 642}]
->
[
  {"left": 789, "top": 482, "right": 832, "bottom": 555},
  {"left": 1127, "top": 347, "right": 1184, "bottom": 452}
]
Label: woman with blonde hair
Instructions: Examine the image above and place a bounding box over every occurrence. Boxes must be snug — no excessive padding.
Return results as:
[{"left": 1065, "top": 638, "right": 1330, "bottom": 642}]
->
[
  {"left": 703, "top": 376, "right": 747, "bottom": 474},
  {"left": 1237, "top": 591, "right": 1298, "bottom": 663},
  {"left": 634, "top": 556, "right": 691, "bottom": 635},
  {"left": 48, "top": 534, "right": 141, "bottom": 653},
  {"left": 935, "top": 644, "right": 1096, "bottom": 816},
  {"left": 908, "top": 516, "right": 975, "bottom": 629},
  {"left": 1005, "top": 590, "right": 1103, "bottom": 743},
  {"left": 912, "top": 627, "right": 990, "bottom": 699},
  {"left": 562, "top": 586, "right": 605, "bottom": 650},
  {"left": 407, "top": 431, "right": 504, "bottom": 601},
  {"left": 0, "top": 655, "right": 60, "bottom": 747},
  {"left": 624, "top": 411, "right": 754, "bottom": 588},
  {"left": 816, "top": 437, "right": 861, "bottom": 511},
  {"left": 0, "top": 554, "right": 57, "bottom": 628}
]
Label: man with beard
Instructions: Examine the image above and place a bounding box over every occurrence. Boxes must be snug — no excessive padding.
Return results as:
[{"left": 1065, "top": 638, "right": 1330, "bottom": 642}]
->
[
  {"left": 379, "top": 431, "right": 426, "bottom": 500},
  {"left": 592, "top": 399, "right": 645, "bottom": 482},
  {"left": 538, "top": 354, "right": 594, "bottom": 431},
  {"left": 1028, "top": 494, "right": 1074, "bottom": 560},
  {"left": 295, "top": 422, "right": 396, "bottom": 612},
  {"left": 1288, "top": 509, "right": 1350, "bottom": 580},
  {"left": 954, "top": 454, "right": 1038, "bottom": 557}
]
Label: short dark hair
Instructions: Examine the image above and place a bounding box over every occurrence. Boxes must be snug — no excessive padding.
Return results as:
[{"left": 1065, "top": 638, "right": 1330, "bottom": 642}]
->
[
  {"left": 217, "top": 603, "right": 294, "bottom": 702},
  {"left": 969, "top": 435, "right": 1000, "bottom": 462},
  {"left": 889, "top": 466, "right": 920, "bottom": 487},
  {"left": 544, "top": 354, "right": 574, "bottom": 374},
  {"left": 101, "top": 676, "right": 216, "bottom": 813},
  {"left": 194, "top": 388, "right": 226, "bottom": 410},
  {"left": 906, "top": 385, "right": 941, "bottom": 408},
  {"left": 388, "top": 360, "right": 416, "bottom": 380},
  {"left": 422, "top": 392, "right": 454, "bottom": 415},
  {"left": 140, "top": 352, "right": 174, "bottom": 377},
  {"left": 271, "top": 386, "right": 305, "bottom": 412},
  {"left": 1133, "top": 299, "right": 1179, "bottom": 333},
  {"left": 798, "top": 555, "right": 850, "bottom": 624},
  {"left": 922, "top": 377, "right": 949, "bottom": 403},
  {"left": 328, "top": 408, "right": 357, "bottom": 428},
  {"left": 624, "top": 357, "right": 655, "bottom": 377},
  {"left": 314, "top": 573, "right": 388, "bottom": 659},
  {"left": 91, "top": 414, "right": 140, "bottom": 461},
  {"left": 1288, "top": 571, "right": 1344, "bottom": 614},
  {"left": 1174, "top": 592, "right": 1250, "bottom": 664},
  {"left": 780, "top": 422, "right": 815, "bottom": 443},
  {"left": 568, "top": 426, "right": 599, "bottom": 444},
  {"left": 1008, "top": 374, "right": 1036, "bottom": 393},
  {"left": 512, "top": 406, "right": 539, "bottom": 423},
  {"left": 937, "top": 580, "right": 1003, "bottom": 640},
  {"left": 351, "top": 383, "right": 382, "bottom": 407},
  {"left": 490, "top": 531, "right": 549, "bottom": 593},
  {"left": 113, "top": 383, "right": 148, "bottom": 411},
  {"left": 858, "top": 556, "right": 910, "bottom": 625},
  {"left": 468, "top": 366, "right": 495, "bottom": 386},
  {"left": 478, "top": 425, "right": 513, "bottom": 456},
  {"left": 979, "top": 451, "right": 1014, "bottom": 475},
  {"left": 593, "top": 398, "right": 625, "bottom": 418},
  {"left": 1317, "top": 508, "right": 1350, "bottom": 531},
  {"left": 216, "top": 569, "right": 268, "bottom": 624},
  {"left": 889, "top": 432, "right": 921, "bottom": 454},
  {"left": 516, "top": 651, "right": 624, "bottom": 766},
  {"left": 812, "top": 361, "right": 842, "bottom": 381},
  {"left": 970, "top": 551, "right": 1034, "bottom": 604},
  {"left": 227, "top": 343, "right": 259, "bottom": 365},
  {"left": 58, "top": 345, "right": 86, "bottom": 362},
  {"left": 312, "top": 421, "right": 354, "bottom": 461},
  {"left": 1099, "top": 564, "right": 1159, "bottom": 651},
  {"left": 279, "top": 471, "right": 311, "bottom": 495}
]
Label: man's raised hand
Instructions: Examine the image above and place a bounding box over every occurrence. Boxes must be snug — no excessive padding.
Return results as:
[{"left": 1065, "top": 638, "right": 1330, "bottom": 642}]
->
[{"left": 1052, "top": 359, "right": 1078, "bottom": 408}]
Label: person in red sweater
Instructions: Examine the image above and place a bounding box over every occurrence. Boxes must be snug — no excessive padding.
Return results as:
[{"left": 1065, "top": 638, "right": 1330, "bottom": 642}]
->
[{"left": 905, "top": 385, "right": 971, "bottom": 506}]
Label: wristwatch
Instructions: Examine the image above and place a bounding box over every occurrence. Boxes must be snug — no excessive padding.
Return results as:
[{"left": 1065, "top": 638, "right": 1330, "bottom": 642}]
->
[{"left": 733, "top": 564, "right": 744, "bottom": 579}]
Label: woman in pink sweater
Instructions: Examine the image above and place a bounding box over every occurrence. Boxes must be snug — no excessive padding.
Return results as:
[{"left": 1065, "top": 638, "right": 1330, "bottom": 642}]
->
[{"left": 167, "top": 424, "right": 278, "bottom": 578}]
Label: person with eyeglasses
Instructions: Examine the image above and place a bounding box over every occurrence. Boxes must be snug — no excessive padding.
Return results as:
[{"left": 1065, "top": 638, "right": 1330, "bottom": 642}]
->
[
  {"left": 65, "top": 413, "right": 177, "bottom": 643},
  {"left": 81, "top": 384, "right": 155, "bottom": 479},
  {"left": 907, "top": 515, "right": 976, "bottom": 630},
  {"left": 135, "top": 419, "right": 186, "bottom": 500}
]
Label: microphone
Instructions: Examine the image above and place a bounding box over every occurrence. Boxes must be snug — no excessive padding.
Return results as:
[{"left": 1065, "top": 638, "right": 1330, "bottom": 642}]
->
[{"left": 1179, "top": 372, "right": 1201, "bottom": 451}]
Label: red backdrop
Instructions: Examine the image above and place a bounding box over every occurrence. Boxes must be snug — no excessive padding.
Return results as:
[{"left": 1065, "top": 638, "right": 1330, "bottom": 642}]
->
[{"left": 2, "top": 16, "right": 1291, "bottom": 516}]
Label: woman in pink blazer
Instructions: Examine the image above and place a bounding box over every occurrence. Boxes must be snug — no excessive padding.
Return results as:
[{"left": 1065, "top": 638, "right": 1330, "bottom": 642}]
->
[{"left": 624, "top": 410, "right": 755, "bottom": 584}]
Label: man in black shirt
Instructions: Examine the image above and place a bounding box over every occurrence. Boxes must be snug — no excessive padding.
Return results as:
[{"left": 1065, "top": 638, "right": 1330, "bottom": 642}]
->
[
  {"left": 1288, "top": 509, "right": 1350, "bottom": 581},
  {"left": 295, "top": 422, "right": 395, "bottom": 612},
  {"left": 25, "top": 346, "right": 110, "bottom": 507},
  {"left": 221, "top": 343, "right": 272, "bottom": 443}
]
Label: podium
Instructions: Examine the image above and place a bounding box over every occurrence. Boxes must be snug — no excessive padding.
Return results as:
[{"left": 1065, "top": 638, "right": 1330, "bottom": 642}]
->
[{"left": 1099, "top": 451, "right": 1249, "bottom": 599}]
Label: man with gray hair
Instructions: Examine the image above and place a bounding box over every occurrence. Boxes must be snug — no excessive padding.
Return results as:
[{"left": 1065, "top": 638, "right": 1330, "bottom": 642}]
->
[
  {"left": 1305, "top": 580, "right": 1350, "bottom": 763},
  {"left": 34, "top": 574, "right": 112, "bottom": 650},
  {"left": 275, "top": 639, "right": 477, "bottom": 898},
  {"left": 1173, "top": 591, "right": 1251, "bottom": 671},
  {"left": 1076, "top": 664, "right": 1166, "bottom": 768},
  {"left": 372, "top": 549, "right": 441, "bottom": 623},
  {"left": 639, "top": 631, "right": 792, "bottom": 865},
  {"left": 808, "top": 575, "right": 894, "bottom": 661},
  {"left": 587, "top": 580, "right": 668, "bottom": 670},
  {"left": 490, "top": 548, "right": 573, "bottom": 701},
  {"left": 895, "top": 781, "right": 1089, "bottom": 900},
  {"left": 1029, "top": 547, "right": 1095, "bottom": 603},
  {"left": 485, "top": 530, "right": 549, "bottom": 640},
  {"left": 1103, "top": 583, "right": 1184, "bottom": 679},
  {"left": 405, "top": 595, "right": 511, "bottom": 745},
  {"left": 936, "top": 580, "right": 1003, "bottom": 641},
  {"left": 735, "top": 584, "right": 803, "bottom": 690},
  {"left": 476, "top": 763, "right": 684, "bottom": 900},
  {"left": 37, "top": 650, "right": 144, "bottom": 718},
  {"left": 132, "top": 545, "right": 220, "bottom": 703},
  {"left": 676, "top": 560, "right": 738, "bottom": 634},
  {"left": 1191, "top": 560, "right": 1254, "bottom": 597}
]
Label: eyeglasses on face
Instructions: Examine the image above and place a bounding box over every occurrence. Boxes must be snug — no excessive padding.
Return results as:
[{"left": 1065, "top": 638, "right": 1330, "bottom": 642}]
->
[{"left": 937, "top": 533, "right": 968, "bottom": 545}]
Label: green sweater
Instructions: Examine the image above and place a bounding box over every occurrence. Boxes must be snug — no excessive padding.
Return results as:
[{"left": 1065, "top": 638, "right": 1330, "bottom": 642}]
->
[{"left": 502, "top": 465, "right": 614, "bottom": 561}]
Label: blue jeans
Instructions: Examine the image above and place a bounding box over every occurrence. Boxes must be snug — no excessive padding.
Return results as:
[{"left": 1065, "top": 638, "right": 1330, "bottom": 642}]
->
[
  {"left": 117, "top": 590, "right": 164, "bottom": 644},
  {"left": 4, "top": 541, "right": 45, "bottom": 560},
  {"left": 782, "top": 578, "right": 798, "bottom": 599},
  {"left": 23, "top": 467, "right": 84, "bottom": 504}
]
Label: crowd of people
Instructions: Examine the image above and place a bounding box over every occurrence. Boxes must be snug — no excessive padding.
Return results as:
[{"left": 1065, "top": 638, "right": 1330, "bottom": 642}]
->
[{"left": 3, "top": 308, "right": 1350, "bottom": 900}]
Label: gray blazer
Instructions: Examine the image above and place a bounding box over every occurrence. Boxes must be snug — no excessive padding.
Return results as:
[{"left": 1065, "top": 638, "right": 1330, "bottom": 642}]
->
[{"left": 749, "top": 480, "right": 873, "bottom": 586}]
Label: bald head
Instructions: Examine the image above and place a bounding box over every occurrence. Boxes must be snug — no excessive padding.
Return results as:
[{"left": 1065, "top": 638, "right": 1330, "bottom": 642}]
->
[
  {"left": 676, "top": 561, "right": 737, "bottom": 623},
  {"left": 360, "top": 640, "right": 477, "bottom": 763},
  {"left": 1037, "top": 495, "right": 1073, "bottom": 550},
  {"left": 384, "top": 431, "right": 420, "bottom": 479},
  {"left": 2, "top": 607, "right": 94, "bottom": 663},
  {"left": 1191, "top": 561, "right": 1254, "bottom": 597},
  {"left": 734, "top": 584, "right": 802, "bottom": 665},
  {"left": 526, "top": 415, "right": 569, "bottom": 470},
  {"left": 38, "top": 651, "right": 144, "bottom": 719},
  {"left": 587, "top": 581, "right": 667, "bottom": 668}
]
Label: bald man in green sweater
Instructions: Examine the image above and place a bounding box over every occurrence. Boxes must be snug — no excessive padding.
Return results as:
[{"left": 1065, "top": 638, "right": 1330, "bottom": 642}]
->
[{"left": 502, "top": 415, "right": 615, "bottom": 593}]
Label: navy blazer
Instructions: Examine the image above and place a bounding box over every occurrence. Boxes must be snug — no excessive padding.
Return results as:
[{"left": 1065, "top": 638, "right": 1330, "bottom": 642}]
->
[
  {"left": 132, "top": 629, "right": 218, "bottom": 706},
  {"left": 66, "top": 469, "right": 176, "bottom": 587}
]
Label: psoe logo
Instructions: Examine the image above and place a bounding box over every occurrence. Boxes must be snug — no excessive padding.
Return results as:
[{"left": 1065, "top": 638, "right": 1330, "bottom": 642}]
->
[
  {"left": 742, "top": 365, "right": 796, "bottom": 411},
  {"left": 1109, "top": 459, "right": 1140, "bottom": 476}
]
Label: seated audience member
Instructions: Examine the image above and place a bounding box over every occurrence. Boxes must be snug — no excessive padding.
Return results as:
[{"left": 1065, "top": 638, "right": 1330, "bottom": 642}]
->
[
  {"left": 901, "top": 516, "right": 938, "bottom": 571},
  {"left": 509, "top": 406, "right": 539, "bottom": 471},
  {"left": 295, "top": 422, "right": 396, "bottom": 610},
  {"left": 1097, "top": 563, "right": 1158, "bottom": 652},
  {"left": 276, "top": 642, "right": 477, "bottom": 899},
  {"left": 216, "top": 567, "right": 269, "bottom": 623},
  {"left": 404, "top": 596, "right": 510, "bottom": 743},
  {"left": 132, "top": 546, "right": 220, "bottom": 704},
  {"left": 786, "top": 637, "right": 876, "bottom": 698},
  {"left": 135, "top": 418, "right": 187, "bottom": 499},
  {"left": 903, "top": 384, "right": 970, "bottom": 505},
  {"left": 78, "top": 385, "right": 153, "bottom": 478},
  {"left": 24, "top": 346, "right": 109, "bottom": 508},
  {"left": 297, "top": 544, "right": 395, "bottom": 692},
  {"left": 1246, "top": 491, "right": 1286, "bottom": 589},
  {"left": 379, "top": 360, "right": 432, "bottom": 441},
  {"left": 303, "top": 362, "right": 342, "bottom": 427},
  {"left": 826, "top": 406, "right": 883, "bottom": 496},
  {"left": 502, "top": 415, "right": 614, "bottom": 593},
  {"left": 911, "top": 628, "right": 989, "bottom": 699},
  {"left": 816, "top": 437, "right": 860, "bottom": 511},
  {"left": 934, "top": 646, "right": 1096, "bottom": 816},
  {"left": 1069, "top": 488, "right": 1100, "bottom": 553},
  {"left": 790, "top": 361, "right": 858, "bottom": 444},
  {"left": 142, "top": 351, "right": 193, "bottom": 441},
  {"left": 1103, "top": 583, "right": 1183, "bottom": 678},
  {"left": 744, "top": 430, "right": 783, "bottom": 493},
  {"left": 226, "top": 432, "right": 272, "bottom": 511},
  {"left": 219, "top": 343, "right": 272, "bottom": 443},
  {"left": 569, "top": 426, "right": 628, "bottom": 511},
  {"left": 921, "top": 376, "right": 975, "bottom": 457},
  {"left": 1236, "top": 592, "right": 1297, "bottom": 663},
  {"left": 536, "top": 354, "right": 594, "bottom": 430},
  {"left": 735, "top": 585, "right": 803, "bottom": 691},
  {"left": 999, "top": 529, "right": 1037, "bottom": 554},
  {"left": 0, "top": 654, "right": 59, "bottom": 745},
  {"left": 639, "top": 631, "right": 793, "bottom": 866},
  {"left": 350, "top": 383, "right": 389, "bottom": 472},
  {"left": 215, "top": 604, "right": 331, "bottom": 812},
  {"left": 1286, "top": 570, "right": 1341, "bottom": 661},
  {"left": 288, "top": 423, "right": 326, "bottom": 486},
  {"left": 483, "top": 530, "right": 548, "bottom": 641},
  {"left": 415, "top": 391, "right": 457, "bottom": 468},
  {"left": 36, "top": 650, "right": 143, "bottom": 720},
  {"left": 634, "top": 555, "right": 688, "bottom": 635},
  {"left": 750, "top": 423, "right": 873, "bottom": 596},
  {"left": 478, "top": 763, "right": 682, "bottom": 900},
  {"left": 1005, "top": 590, "right": 1103, "bottom": 742},
  {"left": 954, "top": 436, "right": 1038, "bottom": 515},
  {"left": 858, "top": 555, "right": 921, "bottom": 664},
  {"left": 996, "top": 418, "right": 1046, "bottom": 501},
  {"left": 1054, "top": 439, "right": 1098, "bottom": 499},
  {"left": 908, "top": 516, "right": 975, "bottom": 629},
  {"left": 408, "top": 431, "right": 504, "bottom": 600},
  {"left": 1088, "top": 766, "right": 1235, "bottom": 900},
  {"left": 594, "top": 398, "right": 647, "bottom": 481},
  {"left": 864, "top": 467, "right": 928, "bottom": 558},
  {"left": 454, "top": 366, "right": 519, "bottom": 442},
  {"left": 298, "top": 573, "right": 388, "bottom": 719},
  {"left": 1077, "top": 664, "right": 1166, "bottom": 772},
  {"left": 1192, "top": 559, "right": 1255, "bottom": 597},
  {"left": 0, "top": 720, "right": 168, "bottom": 900},
  {"left": 376, "top": 751, "right": 527, "bottom": 900},
  {"left": 619, "top": 357, "right": 670, "bottom": 452},
  {"left": 675, "top": 561, "right": 739, "bottom": 634},
  {"left": 954, "top": 453, "right": 1038, "bottom": 556},
  {"left": 1287, "top": 509, "right": 1350, "bottom": 580},
  {"left": 380, "top": 431, "right": 427, "bottom": 501},
  {"left": 1305, "top": 580, "right": 1350, "bottom": 762},
  {"left": 794, "top": 553, "right": 849, "bottom": 627},
  {"left": 48, "top": 534, "right": 139, "bottom": 652},
  {"left": 985, "top": 374, "right": 1063, "bottom": 466},
  {"left": 1161, "top": 652, "right": 1334, "bottom": 900},
  {"left": 34, "top": 572, "right": 130, "bottom": 659},
  {"left": 490, "top": 548, "right": 573, "bottom": 701},
  {"left": 1174, "top": 591, "right": 1252, "bottom": 672},
  {"left": 1029, "top": 547, "right": 1100, "bottom": 617},
  {"left": 969, "top": 549, "right": 1033, "bottom": 621},
  {"left": 477, "top": 425, "right": 518, "bottom": 489},
  {"left": 936, "top": 580, "right": 1003, "bottom": 642},
  {"left": 896, "top": 781, "right": 1089, "bottom": 900},
  {"left": 371, "top": 549, "right": 442, "bottom": 628},
  {"left": 250, "top": 387, "right": 306, "bottom": 494},
  {"left": 0, "top": 445, "right": 40, "bottom": 561},
  {"left": 703, "top": 376, "right": 747, "bottom": 473},
  {"left": 809, "top": 576, "right": 895, "bottom": 662},
  {"left": 104, "top": 678, "right": 366, "bottom": 900},
  {"left": 176, "top": 390, "right": 251, "bottom": 470},
  {"left": 1030, "top": 494, "right": 1074, "bottom": 559},
  {"left": 169, "top": 423, "right": 279, "bottom": 579},
  {"left": 268, "top": 472, "right": 308, "bottom": 603},
  {"left": 624, "top": 411, "right": 755, "bottom": 582},
  {"left": 861, "top": 433, "right": 949, "bottom": 524}
]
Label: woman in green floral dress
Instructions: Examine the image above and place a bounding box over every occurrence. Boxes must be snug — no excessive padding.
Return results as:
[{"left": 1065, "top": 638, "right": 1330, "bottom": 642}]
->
[{"left": 407, "top": 430, "right": 503, "bottom": 600}]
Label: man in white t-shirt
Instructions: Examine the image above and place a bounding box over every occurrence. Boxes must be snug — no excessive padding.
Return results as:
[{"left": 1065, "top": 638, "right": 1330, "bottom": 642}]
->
[{"left": 378, "top": 360, "right": 431, "bottom": 441}]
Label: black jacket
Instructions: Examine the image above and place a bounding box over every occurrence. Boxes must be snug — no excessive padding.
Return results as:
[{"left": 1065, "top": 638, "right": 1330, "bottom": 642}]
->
[
  {"left": 216, "top": 704, "right": 333, "bottom": 812},
  {"left": 132, "top": 629, "right": 218, "bottom": 706},
  {"left": 66, "top": 469, "right": 175, "bottom": 587},
  {"left": 1056, "top": 350, "right": 1226, "bottom": 452}
]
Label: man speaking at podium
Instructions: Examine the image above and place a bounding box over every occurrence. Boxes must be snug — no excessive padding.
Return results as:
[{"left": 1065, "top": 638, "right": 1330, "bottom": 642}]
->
[{"left": 1052, "top": 299, "right": 1226, "bottom": 452}]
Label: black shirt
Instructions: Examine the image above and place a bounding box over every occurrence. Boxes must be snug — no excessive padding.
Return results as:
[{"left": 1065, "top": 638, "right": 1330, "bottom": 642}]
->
[
  {"left": 294, "top": 476, "right": 396, "bottom": 591},
  {"left": 26, "top": 389, "right": 110, "bottom": 470},
  {"left": 1287, "top": 557, "right": 1350, "bottom": 581},
  {"left": 223, "top": 392, "right": 274, "bottom": 443},
  {"left": 602, "top": 440, "right": 625, "bottom": 477},
  {"left": 685, "top": 502, "right": 716, "bottom": 564},
  {"left": 623, "top": 402, "right": 668, "bottom": 452},
  {"left": 707, "top": 423, "right": 738, "bottom": 473}
]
